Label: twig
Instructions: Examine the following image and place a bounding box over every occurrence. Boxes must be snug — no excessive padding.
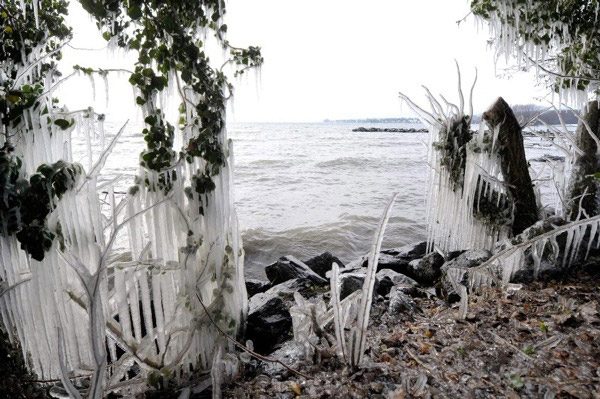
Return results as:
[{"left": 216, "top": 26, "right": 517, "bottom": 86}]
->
[
  {"left": 489, "top": 332, "right": 536, "bottom": 363},
  {"left": 405, "top": 347, "right": 434, "bottom": 372},
  {"left": 456, "top": 11, "right": 472, "bottom": 26},
  {"left": 24, "top": 374, "right": 92, "bottom": 384},
  {"left": 524, "top": 53, "right": 600, "bottom": 82},
  {"left": 194, "top": 293, "right": 310, "bottom": 380}
]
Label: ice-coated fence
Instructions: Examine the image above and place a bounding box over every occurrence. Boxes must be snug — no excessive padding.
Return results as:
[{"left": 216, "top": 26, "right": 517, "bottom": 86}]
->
[{"left": 0, "top": 108, "right": 245, "bottom": 394}]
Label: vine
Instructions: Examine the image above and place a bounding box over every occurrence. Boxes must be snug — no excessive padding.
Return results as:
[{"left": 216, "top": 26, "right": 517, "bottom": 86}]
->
[
  {"left": 0, "top": 1, "right": 88, "bottom": 261},
  {"left": 79, "top": 0, "right": 263, "bottom": 194}
]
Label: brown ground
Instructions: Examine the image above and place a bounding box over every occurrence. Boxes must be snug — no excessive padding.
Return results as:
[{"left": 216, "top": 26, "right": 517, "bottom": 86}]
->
[{"left": 223, "top": 271, "right": 600, "bottom": 399}]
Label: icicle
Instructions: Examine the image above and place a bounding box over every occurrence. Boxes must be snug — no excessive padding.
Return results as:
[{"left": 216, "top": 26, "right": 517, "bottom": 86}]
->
[{"left": 32, "top": 0, "right": 40, "bottom": 29}]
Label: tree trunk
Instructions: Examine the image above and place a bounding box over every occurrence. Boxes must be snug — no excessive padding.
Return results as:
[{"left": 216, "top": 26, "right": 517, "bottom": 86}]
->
[
  {"left": 482, "top": 97, "right": 539, "bottom": 235},
  {"left": 566, "top": 100, "right": 600, "bottom": 220}
]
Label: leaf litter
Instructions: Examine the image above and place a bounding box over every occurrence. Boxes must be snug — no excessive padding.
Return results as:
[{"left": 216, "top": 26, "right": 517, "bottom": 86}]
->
[{"left": 223, "top": 270, "right": 600, "bottom": 398}]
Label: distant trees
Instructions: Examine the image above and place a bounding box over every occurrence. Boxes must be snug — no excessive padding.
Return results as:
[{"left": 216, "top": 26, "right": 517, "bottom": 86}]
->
[{"left": 472, "top": 104, "right": 579, "bottom": 125}]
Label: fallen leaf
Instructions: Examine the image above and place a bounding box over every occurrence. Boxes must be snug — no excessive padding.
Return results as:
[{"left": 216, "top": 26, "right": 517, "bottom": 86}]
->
[
  {"left": 290, "top": 382, "right": 302, "bottom": 396},
  {"left": 579, "top": 301, "right": 599, "bottom": 324}
]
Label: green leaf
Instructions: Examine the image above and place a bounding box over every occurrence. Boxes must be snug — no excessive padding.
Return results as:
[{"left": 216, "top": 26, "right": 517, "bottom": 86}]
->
[
  {"left": 127, "top": 6, "right": 142, "bottom": 19},
  {"left": 54, "top": 119, "right": 71, "bottom": 130}
]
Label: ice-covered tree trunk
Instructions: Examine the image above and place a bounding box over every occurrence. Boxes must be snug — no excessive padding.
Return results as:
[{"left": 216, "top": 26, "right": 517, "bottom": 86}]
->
[
  {"left": 401, "top": 75, "right": 513, "bottom": 253},
  {"left": 482, "top": 97, "right": 539, "bottom": 235},
  {"left": 566, "top": 101, "right": 600, "bottom": 220}
]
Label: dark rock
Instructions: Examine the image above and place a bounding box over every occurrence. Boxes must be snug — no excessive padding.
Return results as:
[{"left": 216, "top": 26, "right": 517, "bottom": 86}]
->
[
  {"left": 262, "top": 277, "right": 329, "bottom": 303},
  {"left": 376, "top": 277, "right": 394, "bottom": 298},
  {"left": 265, "top": 255, "right": 328, "bottom": 286},
  {"left": 361, "top": 241, "right": 427, "bottom": 274},
  {"left": 381, "top": 241, "right": 427, "bottom": 257},
  {"left": 447, "top": 250, "right": 466, "bottom": 260},
  {"left": 406, "top": 252, "right": 445, "bottom": 285},
  {"left": 440, "top": 250, "right": 492, "bottom": 302},
  {"left": 441, "top": 249, "right": 492, "bottom": 271},
  {"left": 246, "top": 278, "right": 271, "bottom": 298},
  {"left": 304, "top": 252, "right": 344, "bottom": 278},
  {"left": 260, "top": 341, "right": 306, "bottom": 376},
  {"left": 339, "top": 273, "right": 380, "bottom": 300},
  {"left": 388, "top": 286, "right": 420, "bottom": 314},
  {"left": 376, "top": 268, "right": 419, "bottom": 286},
  {"left": 247, "top": 295, "right": 292, "bottom": 354},
  {"left": 376, "top": 269, "right": 419, "bottom": 297}
]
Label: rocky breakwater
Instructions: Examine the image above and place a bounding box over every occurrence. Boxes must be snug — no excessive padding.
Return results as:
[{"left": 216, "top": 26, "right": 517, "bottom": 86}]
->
[{"left": 352, "top": 127, "right": 429, "bottom": 133}]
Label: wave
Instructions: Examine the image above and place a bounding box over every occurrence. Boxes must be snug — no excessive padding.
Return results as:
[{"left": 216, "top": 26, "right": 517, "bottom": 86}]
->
[
  {"left": 243, "top": 159, "right": 296, "bottom": 168},
  {"left": 241, "top": 214, "right": 426, "bottom": 279},
  {"left": 315, "top": 157, "right": 380, "bottom": 168}
]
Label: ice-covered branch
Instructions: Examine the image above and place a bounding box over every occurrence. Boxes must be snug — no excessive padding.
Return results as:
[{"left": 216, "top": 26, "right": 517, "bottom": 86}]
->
[{"left": 350, "top": 193, "right": 398, "bottom": 367}]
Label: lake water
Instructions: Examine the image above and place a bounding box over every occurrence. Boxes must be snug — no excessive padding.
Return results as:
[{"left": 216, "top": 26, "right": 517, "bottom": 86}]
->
[{"left": 231, "top": 122, "right": 429, "bottom": 278}]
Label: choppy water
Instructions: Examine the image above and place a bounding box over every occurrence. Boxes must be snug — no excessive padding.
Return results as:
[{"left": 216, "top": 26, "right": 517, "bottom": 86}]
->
[
  {"left": 72, "top": 121, "right": 566, "bottom": 279},
  {"left": 231, "top": 123, "right": 428, "bottom": 278}
]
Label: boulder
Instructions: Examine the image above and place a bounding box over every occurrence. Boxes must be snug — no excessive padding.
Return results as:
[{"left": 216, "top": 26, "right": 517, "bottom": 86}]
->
[
  {"left": 245, "top": 278, "right": 271, "bottom": 298},
  {"left": 247, "top": 294, "right": 292, "bottom": 354},
  {"left": 406, "top": 252, "right": 445, "bottom": 285},
  {"left": 441, "top": 249, "right": 492, "bottom": 271},
  {"left": 388, "top": 286, "right": 420, "bottom": 314},
  {"left": 376, "top": 269, "right": 419, "bottom": 297},
  {"left": 339, "top": 273, "right": 379, "bottom": 300},
  {"left": 376, "top": 268, "right": 419, "bottom": 286},
  {"left": 361, "top": 241, "right": 427, "bottom": 274},
  {"left": 262, "top": 277, "right": 329, "bottom": 303},
  {"left": 304, "top": 252, "right": 345, "bottom": 278},
  {"left": 381, "top": 241, "right": 428, "bottom": 258},
  {"left": 265, "top": 255, "right": 328, "bottom": 286},
  {"left": 260, "top": 340, "right": 306, "bottom": 376}
]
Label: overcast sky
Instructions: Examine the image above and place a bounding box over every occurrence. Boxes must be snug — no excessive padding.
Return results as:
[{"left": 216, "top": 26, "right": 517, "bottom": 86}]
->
[
  {"left": 61, "top": 0, "right": 548, "bottom": 123},
  {"left": 224, "top": 0, "right": 548, "bottom": 122}
]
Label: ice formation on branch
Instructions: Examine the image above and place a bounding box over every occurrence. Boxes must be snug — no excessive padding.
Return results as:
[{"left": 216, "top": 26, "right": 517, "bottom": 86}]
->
[
  {"left": 471, "top": 0, "right": 600, "bottom": 108},
  {"left": 400, "top": 68, "right": 512, "bottom": 254},
  {"left": 290, "top": 194, "right": 398, "bottom": 368},
  {"left": 444, "top": 213, "right": 600, "bottom": 321}
]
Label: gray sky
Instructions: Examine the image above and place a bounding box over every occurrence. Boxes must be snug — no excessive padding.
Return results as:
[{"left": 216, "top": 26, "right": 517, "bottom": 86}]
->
[{"left": 60, "top": 0, "right": 548, "bottom": 123}]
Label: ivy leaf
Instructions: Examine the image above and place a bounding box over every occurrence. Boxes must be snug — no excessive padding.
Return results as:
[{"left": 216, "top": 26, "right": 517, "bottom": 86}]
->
[
  {"left": 53, "top": 119, "right": 71, "bottom": 130},
  {"left": 6, "top": 94, "right": 21, "bottom": 104}
]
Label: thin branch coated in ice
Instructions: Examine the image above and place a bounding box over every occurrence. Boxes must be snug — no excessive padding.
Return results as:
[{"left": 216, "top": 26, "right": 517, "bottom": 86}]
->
[{"left": 350, "top": 193, "right": 399, "bottom": 367}]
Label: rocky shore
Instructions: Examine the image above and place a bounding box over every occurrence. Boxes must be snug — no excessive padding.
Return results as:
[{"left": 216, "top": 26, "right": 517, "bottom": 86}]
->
[{"left": 224, "top": 228, "right": 600, "bottom": 398}]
